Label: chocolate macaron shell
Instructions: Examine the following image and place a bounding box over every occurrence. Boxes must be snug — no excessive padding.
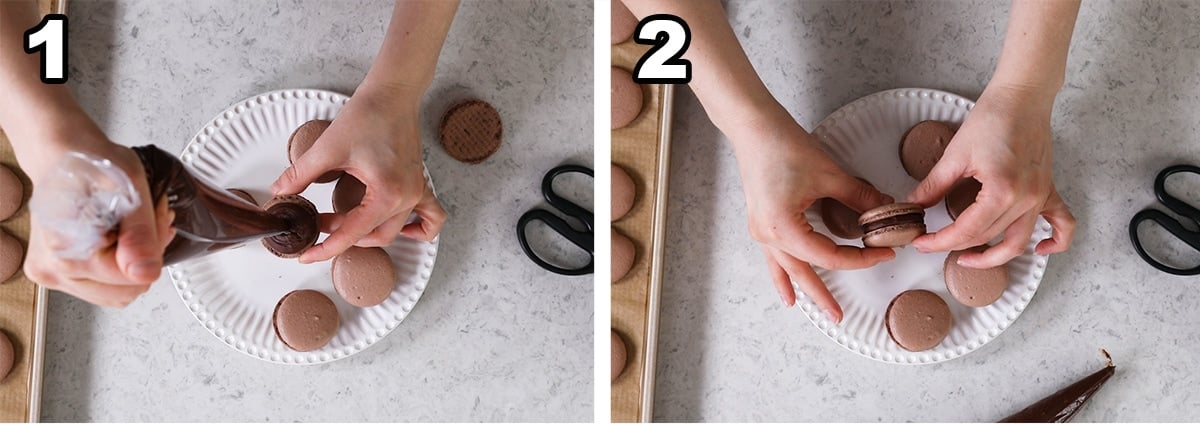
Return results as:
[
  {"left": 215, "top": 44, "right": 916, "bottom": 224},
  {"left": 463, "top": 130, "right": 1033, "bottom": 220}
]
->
[
  {"left": 885, "top": 289, "right": 953, "bottom": 352},
  {"left": 612, "top": 164, "right": 636, "bottom": 221},
  {"left": 261, "top": 195, "right": 320, "bottom": 258},
  {"left": 944, "top": 245, "right": 1009, "bottom": 307},
  {"left": 0, "top": 329, "right": 14, "bottom": 381},
  {"left": 331, "top": 246, "right": 397, "bottom": 308},
  {"left": 286, "top": 120, "right": 341, "bottom": 183},
  {"left": 611, "top": 67, "right": 643, "bottom": 129},
  {"left": 0, "top": 164, "right": 23, "bottom": 221},
  {"left": 272, "top": 290, "right": 340, "bottom": 352},
  {"left": 858, "top": 203, "right": 927, "bottom": 248},
  {"left": 0, "top": 229, "right": 24, "bottom": 283},
  {"left": 611, "top": 0, "right": 637, "bottom": 44},
  {"left": 612, "top": 228, "right": 635, "bottom": 283},
  {"left": 945, "top": 178, "right": 982, "bottom": 221},
  {"left": 611, "top": 330, "right": 628, "bottom": 382},
  {"left": 332, "top": 175, "right": 367, "bottom": 213},
  {"left": 820, "top": 198, "right": 864, "bottom": 239},
  {"left": 900, "top": 120, "right": 956, "bottom": 180}
]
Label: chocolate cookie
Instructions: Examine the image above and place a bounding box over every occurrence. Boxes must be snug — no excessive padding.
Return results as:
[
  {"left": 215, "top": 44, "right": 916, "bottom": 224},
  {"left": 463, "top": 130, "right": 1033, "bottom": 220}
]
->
[
  {"left": 440, "top": 99, "right": 503, "bottom": 164},
  {"left": 261, "top": 195, "right": 320, "bottom": 258},
  {"left": 286, "top": 120, "right": 342, "bottom": 183},
  {"left": 331, "top": 246, "right": 396, "bottom": 308},
  {"left": 272, "top": 290, "right": 340, "bottom": 352}
]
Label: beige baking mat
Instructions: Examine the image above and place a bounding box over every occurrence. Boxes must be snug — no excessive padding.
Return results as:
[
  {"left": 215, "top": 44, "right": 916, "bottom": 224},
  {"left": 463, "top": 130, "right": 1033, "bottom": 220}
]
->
[
  {"left": 0, "top": 1, "right": 63, "bottom": 421},
  {"left": 611, "top": 40, "right": 673, "bottom": 422}
]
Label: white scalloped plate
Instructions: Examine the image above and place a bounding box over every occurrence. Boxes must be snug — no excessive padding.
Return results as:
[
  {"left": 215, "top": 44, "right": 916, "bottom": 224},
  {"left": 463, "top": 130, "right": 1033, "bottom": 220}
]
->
[
  {"left": 167, "top": 89, "right": 439, "bottom": 365},
  {"left": 799, "top": 88, "right": 1050, "bottom": 365}
]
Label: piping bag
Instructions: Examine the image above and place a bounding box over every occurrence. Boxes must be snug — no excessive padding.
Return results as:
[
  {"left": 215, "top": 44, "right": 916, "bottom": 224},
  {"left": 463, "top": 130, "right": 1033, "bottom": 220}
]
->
[
  {"left": 999, "top": 349, "right": 1116, "bottom": 423},
  {"left": 29, "top": 145, "right": 314, "bottom": 265}
]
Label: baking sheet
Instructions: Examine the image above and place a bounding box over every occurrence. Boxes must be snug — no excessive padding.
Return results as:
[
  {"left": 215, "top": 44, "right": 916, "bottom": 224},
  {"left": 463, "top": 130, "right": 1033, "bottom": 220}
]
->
[
  {"left": 0, "top": 1, "right": 64, "bottom": 421},
  {"left": 610, "top": 41, "right": 674, "bottom": 423}
]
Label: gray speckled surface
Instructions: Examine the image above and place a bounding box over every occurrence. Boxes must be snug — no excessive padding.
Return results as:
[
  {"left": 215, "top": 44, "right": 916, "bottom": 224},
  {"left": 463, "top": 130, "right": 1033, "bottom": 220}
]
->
[
  {"left": 655, "top": 1, "right": 1200, "bottom": 421},
  {"left": 45, "top": 0, "right": 592, "bottom": 421}
]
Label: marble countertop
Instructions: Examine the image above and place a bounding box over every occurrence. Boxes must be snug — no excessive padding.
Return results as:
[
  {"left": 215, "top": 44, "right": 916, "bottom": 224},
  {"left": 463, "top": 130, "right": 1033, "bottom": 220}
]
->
[
  {"left": 43, "top": 0, "right": 592, "bottom": 421},
  {"left": 654, "top": 0, "right": 1200, "bottom": 421}
]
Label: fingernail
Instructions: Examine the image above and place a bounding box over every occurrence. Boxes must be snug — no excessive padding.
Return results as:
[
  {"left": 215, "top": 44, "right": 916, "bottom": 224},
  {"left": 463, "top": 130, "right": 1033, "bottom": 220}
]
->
[
  {"left": 780, "top": 293, "right": 789, "bottom": 307},
  {"left": 956, "top": 257, "right": 972, "bottom": 267},
  {"left": 129, "top": 259, "right": 161, "bottom": 281},
  {"left": 822, "top": 307, "right": 839, "bottom": 323}
]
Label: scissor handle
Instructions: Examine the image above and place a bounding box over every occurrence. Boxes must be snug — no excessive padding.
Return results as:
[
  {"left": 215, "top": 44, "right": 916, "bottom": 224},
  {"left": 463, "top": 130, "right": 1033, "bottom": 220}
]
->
[
  {"left": 1153, "top": 164, "right": 1200, "bottom": 225},
  {"left": 1129, "top": 209, "right": 1200, "bottom": 276},
  {"left": 541, "top": 164, "right": 594, "bottom": 232},
  {"left": 517, "top": 209, "right": 594, "bottom": 276}
]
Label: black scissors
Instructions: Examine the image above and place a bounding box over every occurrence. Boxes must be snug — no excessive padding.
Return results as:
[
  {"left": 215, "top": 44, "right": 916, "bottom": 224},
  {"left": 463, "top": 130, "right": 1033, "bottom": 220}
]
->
[
  {"left": 516, "top": 164, "right": 594, "bottom": 275},
  {"left": 1128, "top": 164, "right": 1200, "bottom": 275}
]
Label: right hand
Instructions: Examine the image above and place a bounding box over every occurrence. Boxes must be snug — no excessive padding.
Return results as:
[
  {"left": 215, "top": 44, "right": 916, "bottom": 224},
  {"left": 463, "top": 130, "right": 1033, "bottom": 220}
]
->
[
  {"left": 23, "top": 139, "right": 176, "bottom": 308},
  {"left": 729, "top": 114, "right": 896, "bottom": 323}
]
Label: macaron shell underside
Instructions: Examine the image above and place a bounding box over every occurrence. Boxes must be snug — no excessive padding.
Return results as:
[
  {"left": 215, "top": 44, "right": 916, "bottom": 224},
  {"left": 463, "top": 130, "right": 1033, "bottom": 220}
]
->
[
  {"left": 0, "top": 230, "right": 24, "bottom": 283},
  {"left": 0, "top": 330, "right": 14, "bottom": 381},
  {"left": 820, "top": 199, "right": 864, "bottom": 239},
  {"left": 611, "top": 67, "right": 644, "bottom": 129}
]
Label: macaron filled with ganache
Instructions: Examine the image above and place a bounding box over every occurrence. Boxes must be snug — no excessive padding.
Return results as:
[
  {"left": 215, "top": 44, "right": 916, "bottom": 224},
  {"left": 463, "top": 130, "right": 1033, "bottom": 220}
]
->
[
  {"left": 858, "top": 203, "right": 927, "bottom": 248},
  {"left": 261, "top": 195, "right": 320, "bottom": 259}
]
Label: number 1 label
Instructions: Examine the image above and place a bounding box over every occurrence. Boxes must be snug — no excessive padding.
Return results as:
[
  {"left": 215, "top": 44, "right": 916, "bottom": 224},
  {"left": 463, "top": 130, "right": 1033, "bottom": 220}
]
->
[
  {"left": 24, "top": 14, "right": 69, "bottom": 84},
  {"left": 632, "top": 14, "right": 692, "bottom": 84}
]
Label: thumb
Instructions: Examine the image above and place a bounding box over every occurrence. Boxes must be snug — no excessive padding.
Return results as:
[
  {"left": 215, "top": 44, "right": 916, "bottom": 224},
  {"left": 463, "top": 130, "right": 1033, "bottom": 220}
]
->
[
  {"left": 906, "top": 155, "right": 966, "bottom": 207},
  {"left": 115, "top": 181, "right": 163, "bottom": 284},
  {"left": 271, "top": 146, "right": 339, "bottom": 196},
  {"left": 827, "top": 175, "right": 891, "bottom": 214}
]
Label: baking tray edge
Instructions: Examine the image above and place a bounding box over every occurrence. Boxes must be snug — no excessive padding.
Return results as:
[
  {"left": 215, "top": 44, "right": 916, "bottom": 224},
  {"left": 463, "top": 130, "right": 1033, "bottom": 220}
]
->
[{"left": 639, "top": 83, "right": 675, "bottom": 423}]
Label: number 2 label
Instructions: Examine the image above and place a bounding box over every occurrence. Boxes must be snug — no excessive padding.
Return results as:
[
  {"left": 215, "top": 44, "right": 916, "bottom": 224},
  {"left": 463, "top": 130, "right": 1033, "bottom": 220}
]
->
[
  {"left": 632, "top": 14, "right": 692, "bottom": 84},
  {"left": 24, "top": 14, "right": 69, "bottom": 84}
]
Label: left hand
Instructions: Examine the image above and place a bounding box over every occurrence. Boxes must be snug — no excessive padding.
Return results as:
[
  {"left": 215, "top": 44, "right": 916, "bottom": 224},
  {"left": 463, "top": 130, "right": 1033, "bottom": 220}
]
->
[
  {"left": 271, "top": 84, "right": 447, "bottom": 263},
  {"left": 906, "top": 84, "right": 1076, "bottom": 268}
]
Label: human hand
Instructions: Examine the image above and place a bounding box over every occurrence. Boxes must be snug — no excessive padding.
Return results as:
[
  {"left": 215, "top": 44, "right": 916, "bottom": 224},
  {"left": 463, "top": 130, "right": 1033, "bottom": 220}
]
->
[
  {"left": 907, "top": 85, "right": 1076, "bottom": 268},
  {"left": 270, "top": 85, "right": 447, "bottom": 263},
  {"left": 731, "top": 114, "right": 896, "bottom": 323},
  {"left": 23, "top": 135, "right": 176, "bottom": 308}
]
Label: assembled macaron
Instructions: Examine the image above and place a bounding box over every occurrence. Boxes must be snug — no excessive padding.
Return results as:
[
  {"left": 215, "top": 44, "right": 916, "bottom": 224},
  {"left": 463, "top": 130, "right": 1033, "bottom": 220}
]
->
[
  {"left": 944, "top": 245, "right": 1010, "bottom": 307},
  {"left": 885, "top": 289, "right": 953, "bottom": 352},
  {"left": 899, "top": 120, "right": 955, "bottom": 180},
  {"left": 858, "top": 203, "right": 926, "bottom": 247}
]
